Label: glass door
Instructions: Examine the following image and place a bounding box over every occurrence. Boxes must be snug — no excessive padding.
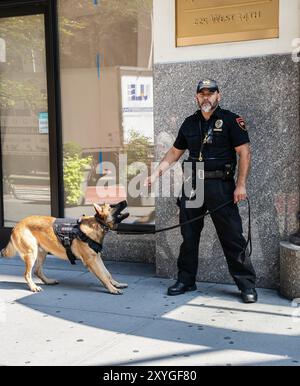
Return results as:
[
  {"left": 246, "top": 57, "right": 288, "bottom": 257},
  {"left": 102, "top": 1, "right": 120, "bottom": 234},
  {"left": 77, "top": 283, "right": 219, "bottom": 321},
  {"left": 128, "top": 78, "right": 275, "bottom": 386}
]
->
[
  {"left": 0, "top": 1, "right": 62, "bottom": 247},
  {"left": 0, "top": 13, "right": 51, "bottom": 227}
]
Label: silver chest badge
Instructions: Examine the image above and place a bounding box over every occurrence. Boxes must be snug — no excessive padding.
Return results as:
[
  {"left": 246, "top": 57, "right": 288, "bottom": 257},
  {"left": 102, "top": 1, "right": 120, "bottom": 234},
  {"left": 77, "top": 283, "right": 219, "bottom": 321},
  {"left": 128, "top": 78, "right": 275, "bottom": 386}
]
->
[{"left": 215, "top": 119, "right": 223, "bottom": 129}]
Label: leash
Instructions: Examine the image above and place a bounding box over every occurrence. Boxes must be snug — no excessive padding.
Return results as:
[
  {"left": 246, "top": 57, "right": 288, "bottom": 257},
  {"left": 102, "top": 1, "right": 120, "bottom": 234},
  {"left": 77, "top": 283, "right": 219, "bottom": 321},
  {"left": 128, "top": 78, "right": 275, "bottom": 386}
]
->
[
  {"left": 245, "top": 197, "right": 252, "bottom": 257},
  {"left": 120, "top": 197, "right": 252, "bottom": 257}
]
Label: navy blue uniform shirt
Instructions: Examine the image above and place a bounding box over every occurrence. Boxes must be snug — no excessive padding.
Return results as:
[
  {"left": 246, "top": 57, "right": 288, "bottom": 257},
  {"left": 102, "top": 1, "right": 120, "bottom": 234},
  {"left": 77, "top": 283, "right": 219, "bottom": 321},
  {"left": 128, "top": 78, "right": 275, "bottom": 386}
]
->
[{"left": 173, "top": 106, "right": 250, "bottom": 172}]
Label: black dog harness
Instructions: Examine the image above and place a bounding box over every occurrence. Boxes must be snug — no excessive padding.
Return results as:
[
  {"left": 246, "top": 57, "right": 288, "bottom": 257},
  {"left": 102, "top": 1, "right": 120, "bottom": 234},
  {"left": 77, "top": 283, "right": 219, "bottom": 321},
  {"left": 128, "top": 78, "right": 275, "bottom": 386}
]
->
[{"left": 53, "top": 218, "right": 104, "bottom": 265}]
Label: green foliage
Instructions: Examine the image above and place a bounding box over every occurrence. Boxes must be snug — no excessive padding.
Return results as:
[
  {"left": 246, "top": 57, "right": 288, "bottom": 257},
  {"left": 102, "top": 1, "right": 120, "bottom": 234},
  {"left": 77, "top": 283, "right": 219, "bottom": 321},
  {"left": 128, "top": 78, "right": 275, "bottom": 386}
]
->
[
  {"left": 63, "top": 142, "right": 84, "bottom": 159},
  {"left": 126, "top": 129, "right": 152, "bottom": 180},
  {"left": 0, "top": 13, "right": 85, "bottom": 110},
  {"left": 0, "top": 1, "right": 153, "bottom": 108},
  {"left": 63, "top": 143, "right": 92, "bottom": 206},
  {"left": 0, "top": 78, "right": 46, "bottom": 110}
]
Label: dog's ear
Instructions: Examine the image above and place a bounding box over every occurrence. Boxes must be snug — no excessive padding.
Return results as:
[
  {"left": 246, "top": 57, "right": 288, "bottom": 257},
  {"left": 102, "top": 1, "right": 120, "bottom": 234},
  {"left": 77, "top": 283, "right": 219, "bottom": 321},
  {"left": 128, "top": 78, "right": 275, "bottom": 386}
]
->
[{"left": 93, "top": 203, "right": 103, "bottom": 217}]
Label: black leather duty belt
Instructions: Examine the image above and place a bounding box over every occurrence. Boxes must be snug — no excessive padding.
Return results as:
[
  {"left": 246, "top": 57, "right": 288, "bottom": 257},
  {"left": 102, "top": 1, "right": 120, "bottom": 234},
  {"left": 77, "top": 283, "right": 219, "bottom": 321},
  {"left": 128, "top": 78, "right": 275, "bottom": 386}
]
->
[
  {"left": 204, "top": 170, "right": 224, "bottom": 179},
  {"left": 197, "top": 170, "right": 233, "bottom": 180}
]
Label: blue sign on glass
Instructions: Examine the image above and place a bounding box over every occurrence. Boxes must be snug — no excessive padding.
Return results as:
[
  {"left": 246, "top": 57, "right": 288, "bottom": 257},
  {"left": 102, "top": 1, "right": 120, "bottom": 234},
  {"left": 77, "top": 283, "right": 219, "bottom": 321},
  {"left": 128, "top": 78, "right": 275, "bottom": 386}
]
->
[{"left": 39, "top": 112, "right": 48, "bottom": 134}]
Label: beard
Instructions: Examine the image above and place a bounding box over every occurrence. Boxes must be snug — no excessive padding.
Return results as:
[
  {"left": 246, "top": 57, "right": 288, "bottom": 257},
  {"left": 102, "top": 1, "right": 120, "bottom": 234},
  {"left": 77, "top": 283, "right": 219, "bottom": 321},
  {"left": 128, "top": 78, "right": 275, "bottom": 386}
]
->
[{"left": 200, "top": 100, "right": 218, "bottom": 113}]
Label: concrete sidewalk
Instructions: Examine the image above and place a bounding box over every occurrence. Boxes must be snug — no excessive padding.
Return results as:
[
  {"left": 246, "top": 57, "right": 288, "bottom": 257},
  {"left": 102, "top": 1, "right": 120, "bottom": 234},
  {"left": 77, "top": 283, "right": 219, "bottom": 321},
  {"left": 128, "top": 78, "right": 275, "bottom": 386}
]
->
[{"left": 0, "top": 256, "right": 300, "bottom": 366}]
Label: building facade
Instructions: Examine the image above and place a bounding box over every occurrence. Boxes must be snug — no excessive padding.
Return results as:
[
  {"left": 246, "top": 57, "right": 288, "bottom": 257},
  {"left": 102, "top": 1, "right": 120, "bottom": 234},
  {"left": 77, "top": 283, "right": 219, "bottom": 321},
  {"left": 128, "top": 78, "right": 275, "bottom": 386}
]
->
[{"left": 0, "top": 0, "right": 299, "bottom": 288}]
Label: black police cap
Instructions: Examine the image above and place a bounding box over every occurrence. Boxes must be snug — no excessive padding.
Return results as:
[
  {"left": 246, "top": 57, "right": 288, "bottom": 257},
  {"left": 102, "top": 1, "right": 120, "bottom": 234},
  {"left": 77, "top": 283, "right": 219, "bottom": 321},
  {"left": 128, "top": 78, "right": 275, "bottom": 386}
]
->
[{"left": 197, "top": 79, "right": 219, "bottom": 93}]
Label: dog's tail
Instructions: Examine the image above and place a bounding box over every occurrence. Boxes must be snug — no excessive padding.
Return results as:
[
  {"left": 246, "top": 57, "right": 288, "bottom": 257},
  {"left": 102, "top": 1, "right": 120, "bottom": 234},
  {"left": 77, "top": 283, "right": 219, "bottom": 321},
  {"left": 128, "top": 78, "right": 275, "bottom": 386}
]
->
[{"left": 1, "top": 239, "right": 16, "bottom": 259}]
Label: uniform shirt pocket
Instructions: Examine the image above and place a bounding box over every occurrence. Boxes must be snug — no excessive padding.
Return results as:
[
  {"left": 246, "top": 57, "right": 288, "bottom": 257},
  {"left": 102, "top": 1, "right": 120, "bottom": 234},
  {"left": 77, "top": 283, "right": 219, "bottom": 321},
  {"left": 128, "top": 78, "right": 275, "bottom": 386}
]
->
[
  {"left": 185, "top": 132, "right": 200, "bottom": 151},
  {"left": 213, "top": 131, "right": 227, "bottom": 147}
]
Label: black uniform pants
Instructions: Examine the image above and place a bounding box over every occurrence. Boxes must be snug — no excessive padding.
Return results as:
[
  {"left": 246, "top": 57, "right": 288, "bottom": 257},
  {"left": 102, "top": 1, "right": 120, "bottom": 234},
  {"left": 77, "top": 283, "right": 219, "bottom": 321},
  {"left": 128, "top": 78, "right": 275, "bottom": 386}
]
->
[{"left": 177, "top": 178, "right": 256, "bottom": 292}]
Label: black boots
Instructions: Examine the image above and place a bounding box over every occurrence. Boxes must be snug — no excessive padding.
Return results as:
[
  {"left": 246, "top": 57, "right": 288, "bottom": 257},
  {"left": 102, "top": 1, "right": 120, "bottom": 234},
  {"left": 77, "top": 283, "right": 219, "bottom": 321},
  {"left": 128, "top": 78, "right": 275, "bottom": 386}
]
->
[
  {"left": 241, "top": 288, "right": 258, "bottom": 303},
  {"left": 167, "top": 281, "right": 197, "bottom": 296},
  {"left": 167, "top": 280, "right": 257, "bottom": 303}
]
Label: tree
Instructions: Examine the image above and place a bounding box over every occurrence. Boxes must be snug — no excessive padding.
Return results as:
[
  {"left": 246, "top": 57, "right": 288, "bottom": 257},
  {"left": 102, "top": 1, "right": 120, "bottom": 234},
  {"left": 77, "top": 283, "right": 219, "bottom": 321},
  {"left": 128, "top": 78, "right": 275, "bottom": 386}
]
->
[
  {"left": 63, "top": 142, "right": 92, "bottom": 206},
  {"left": 0, "top": 13, "right": 85, "bottom": 110},
  {"left": 0, "top": 0, "right": 153, "bottom": 109},
  {"left": 125, "top": 129, "right": 153, "bottom": 180},
  {"left": 59, "top": 0, "right": 153, "bottom": 68}
]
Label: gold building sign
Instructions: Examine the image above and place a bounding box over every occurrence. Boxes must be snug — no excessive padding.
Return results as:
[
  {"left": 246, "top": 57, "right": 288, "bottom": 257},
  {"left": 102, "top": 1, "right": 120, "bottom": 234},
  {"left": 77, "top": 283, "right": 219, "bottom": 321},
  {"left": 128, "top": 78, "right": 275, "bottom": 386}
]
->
[{"left": 176, "top": 0, "right": 279, "bottom": 47}]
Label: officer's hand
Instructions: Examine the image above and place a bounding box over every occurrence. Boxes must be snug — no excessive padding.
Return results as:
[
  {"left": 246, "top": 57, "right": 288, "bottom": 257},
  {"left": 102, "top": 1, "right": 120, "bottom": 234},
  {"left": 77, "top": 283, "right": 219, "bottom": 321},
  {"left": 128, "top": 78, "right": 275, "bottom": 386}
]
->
[{"left": 234, "top": 185, "right": 247, "bottom": 204}]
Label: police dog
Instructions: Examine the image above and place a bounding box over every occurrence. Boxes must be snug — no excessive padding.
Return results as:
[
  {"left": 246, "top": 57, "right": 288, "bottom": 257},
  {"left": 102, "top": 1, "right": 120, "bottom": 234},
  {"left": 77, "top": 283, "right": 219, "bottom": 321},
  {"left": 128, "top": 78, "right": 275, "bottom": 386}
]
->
[{"left": 0, "top": 201, "right": 129, "bottom": 295}]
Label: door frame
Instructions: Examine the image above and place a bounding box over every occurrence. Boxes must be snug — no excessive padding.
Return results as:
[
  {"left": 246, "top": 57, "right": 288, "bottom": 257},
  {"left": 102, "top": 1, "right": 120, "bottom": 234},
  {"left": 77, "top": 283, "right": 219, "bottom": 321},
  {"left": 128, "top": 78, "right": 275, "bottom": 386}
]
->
[{"left": 0, "top": 0, "right": 63, "bottom": 247}]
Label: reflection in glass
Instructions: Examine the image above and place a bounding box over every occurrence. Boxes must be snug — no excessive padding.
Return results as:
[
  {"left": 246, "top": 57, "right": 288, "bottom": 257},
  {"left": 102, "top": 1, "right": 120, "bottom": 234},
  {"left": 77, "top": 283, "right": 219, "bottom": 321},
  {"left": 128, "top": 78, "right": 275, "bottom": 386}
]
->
[
  {"left": 58, "top": 0, "right": 154, "bottom": 224},
  {"left": 0, "top": 15, "right": 51, "bottom": 227}
]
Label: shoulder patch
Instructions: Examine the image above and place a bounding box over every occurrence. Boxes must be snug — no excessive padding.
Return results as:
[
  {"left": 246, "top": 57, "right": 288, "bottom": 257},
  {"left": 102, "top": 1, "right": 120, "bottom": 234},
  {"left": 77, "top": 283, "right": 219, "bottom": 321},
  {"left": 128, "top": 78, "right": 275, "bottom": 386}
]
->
[{"left": 236, "top": 117, "right": 247, "bottom": 131}]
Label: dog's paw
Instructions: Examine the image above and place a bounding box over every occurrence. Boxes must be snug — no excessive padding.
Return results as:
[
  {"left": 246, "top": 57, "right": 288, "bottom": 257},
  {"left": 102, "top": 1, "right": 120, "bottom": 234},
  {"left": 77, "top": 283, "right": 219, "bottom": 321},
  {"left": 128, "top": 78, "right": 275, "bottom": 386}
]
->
[
  {"left": 30, "top": 285, "right": 43, "bottom": 293},
  {"left": 114, "top": 282, "right": 128, "bottom": 289},
  {"left": 109, "top": 288, "right": 123, "bottom": 295},
  {"left": 45, "top": 279, "right": 59, "bottom": 285}
]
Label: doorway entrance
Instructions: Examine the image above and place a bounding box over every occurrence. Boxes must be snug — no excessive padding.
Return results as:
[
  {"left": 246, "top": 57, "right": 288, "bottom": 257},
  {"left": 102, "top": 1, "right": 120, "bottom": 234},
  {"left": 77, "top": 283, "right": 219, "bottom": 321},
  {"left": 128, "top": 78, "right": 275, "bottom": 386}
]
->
[{"left": 0, "top": 0, "right": 62, "bottom": 248}]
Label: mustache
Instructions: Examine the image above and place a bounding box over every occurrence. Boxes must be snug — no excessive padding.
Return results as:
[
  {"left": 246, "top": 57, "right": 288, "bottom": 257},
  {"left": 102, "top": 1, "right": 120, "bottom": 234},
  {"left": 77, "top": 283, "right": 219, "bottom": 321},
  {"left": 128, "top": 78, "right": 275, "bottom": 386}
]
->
[
  {"left": 201, "top": 101, "right": 213, "bottom": 112},
  {"left": 201, "top": 101, "right": 212, "bottom": 106}
]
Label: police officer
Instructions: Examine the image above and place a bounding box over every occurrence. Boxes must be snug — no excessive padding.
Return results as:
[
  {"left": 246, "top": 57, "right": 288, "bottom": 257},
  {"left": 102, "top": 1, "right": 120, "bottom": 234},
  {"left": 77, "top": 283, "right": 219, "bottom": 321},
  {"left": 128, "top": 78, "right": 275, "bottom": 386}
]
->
[{"left": 144, "top": 79, "right": 257, "bottom": 303}]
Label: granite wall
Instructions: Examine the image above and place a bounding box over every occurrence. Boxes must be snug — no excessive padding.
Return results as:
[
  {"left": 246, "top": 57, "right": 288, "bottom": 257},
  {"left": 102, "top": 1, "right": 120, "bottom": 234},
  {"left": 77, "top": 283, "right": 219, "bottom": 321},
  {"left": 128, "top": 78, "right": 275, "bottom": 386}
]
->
[
  {"left": 154, "top": 54, "right": 300, "bottom": 289},
  {"left": 103, "top": 233, "right": 155, "bottom": 264}
]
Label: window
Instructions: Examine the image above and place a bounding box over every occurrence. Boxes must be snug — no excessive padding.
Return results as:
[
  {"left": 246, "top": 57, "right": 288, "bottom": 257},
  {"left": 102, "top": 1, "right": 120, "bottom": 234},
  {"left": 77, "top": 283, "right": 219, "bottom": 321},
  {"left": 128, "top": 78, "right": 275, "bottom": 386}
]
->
[
  {"left": 58, "top": 0, "right": 154, "bottom": 225},
  {"left": 0, "top": 14, "right": 51, "bottom": 227}
]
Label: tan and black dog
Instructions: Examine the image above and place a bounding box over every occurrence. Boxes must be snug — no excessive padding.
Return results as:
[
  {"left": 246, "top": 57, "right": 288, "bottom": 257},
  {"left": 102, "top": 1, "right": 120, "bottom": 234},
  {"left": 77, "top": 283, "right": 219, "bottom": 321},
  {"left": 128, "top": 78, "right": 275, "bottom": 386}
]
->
[{"left": 0, "top": 201, "right": 129, "bottom": 295}]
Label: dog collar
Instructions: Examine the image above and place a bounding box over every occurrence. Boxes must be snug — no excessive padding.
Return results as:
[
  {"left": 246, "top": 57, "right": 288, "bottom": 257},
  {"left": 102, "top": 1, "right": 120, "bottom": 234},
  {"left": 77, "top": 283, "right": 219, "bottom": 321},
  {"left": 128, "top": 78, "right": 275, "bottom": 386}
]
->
[{"left": 94, "top": 214, "right": 110, "bottom": 232}]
